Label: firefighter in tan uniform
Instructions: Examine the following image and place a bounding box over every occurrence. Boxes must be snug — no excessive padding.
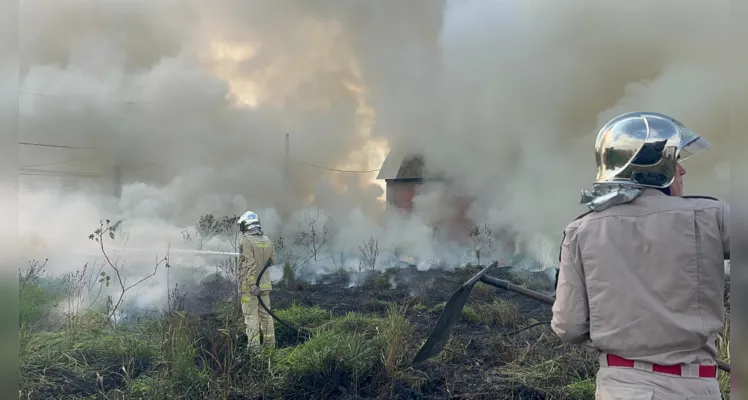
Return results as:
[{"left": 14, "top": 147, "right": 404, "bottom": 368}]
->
[
  {"left": 552, "top": 112, "right": 730, "bottom": 400},
  {"left": 237, "top": 211, "right": 277, "bottom": 347}
]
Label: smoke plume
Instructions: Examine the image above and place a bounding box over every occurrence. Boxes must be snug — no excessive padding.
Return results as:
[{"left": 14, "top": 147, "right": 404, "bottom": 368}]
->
[{"left": 18, "top": 0, "right": 735, "bottom": 310}]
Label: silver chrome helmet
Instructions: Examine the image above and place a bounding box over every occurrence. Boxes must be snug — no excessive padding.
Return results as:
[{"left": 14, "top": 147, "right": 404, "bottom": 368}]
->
[{"left": 594, "top": 111, "right": 711, "bottom": 189}]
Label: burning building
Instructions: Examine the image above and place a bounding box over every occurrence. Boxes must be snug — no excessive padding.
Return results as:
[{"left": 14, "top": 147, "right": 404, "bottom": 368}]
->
[
  {"left": 377, "top": 148, "right": 474, "bottom": 243},
  {"left": 377, "top": 147, "right": 517, "bottom": 254}
]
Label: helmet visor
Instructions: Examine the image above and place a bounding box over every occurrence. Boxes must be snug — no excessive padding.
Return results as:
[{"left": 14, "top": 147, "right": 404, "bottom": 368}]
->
[{"left": 678, "top": 127, "right": 712, "bottom": 161}]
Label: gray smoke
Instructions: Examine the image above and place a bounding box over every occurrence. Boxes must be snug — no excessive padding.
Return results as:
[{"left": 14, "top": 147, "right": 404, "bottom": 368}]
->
[{"left": 18, "top": 0, "right": 735, "bottom": 309}]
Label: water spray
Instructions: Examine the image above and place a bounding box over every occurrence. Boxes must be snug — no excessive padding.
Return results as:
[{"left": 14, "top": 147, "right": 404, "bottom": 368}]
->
[{"left": 114, "top": 248, "right": 240, "bottom": 257}]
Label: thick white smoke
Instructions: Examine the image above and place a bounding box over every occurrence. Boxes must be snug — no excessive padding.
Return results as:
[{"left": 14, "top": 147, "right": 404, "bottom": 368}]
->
[{"left": 18, "top": 0, "right": 735, "bottom": 312}]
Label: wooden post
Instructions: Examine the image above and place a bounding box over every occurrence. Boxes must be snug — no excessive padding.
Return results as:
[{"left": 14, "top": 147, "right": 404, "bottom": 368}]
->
[
  {"left": 113, "top": 163, "right": 122, "bottom": 198},
  {"left": 284, "top": 133, "right": 290, "bottom": 189},
  {"left": 281, "top": 134, "right": 290, "bottom": 226}
]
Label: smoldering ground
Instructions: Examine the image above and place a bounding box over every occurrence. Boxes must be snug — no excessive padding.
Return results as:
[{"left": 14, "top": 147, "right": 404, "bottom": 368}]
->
[{"left": 18, "top": 1, "right": 735, "bottom": 312}]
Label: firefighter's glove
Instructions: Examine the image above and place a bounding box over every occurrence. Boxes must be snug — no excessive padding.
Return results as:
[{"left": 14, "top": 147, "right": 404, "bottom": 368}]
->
[{"left": 248, "top": 284, "right": 261, "bottom": 297}]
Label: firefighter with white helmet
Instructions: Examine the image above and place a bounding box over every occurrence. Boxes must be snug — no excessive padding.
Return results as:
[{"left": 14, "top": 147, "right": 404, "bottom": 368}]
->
[
  {"left": 552, "top": 112, "right": 729, "bottom": 399},
  {"left": 237, "top": 210, "right": 277, "bottom": 348}
]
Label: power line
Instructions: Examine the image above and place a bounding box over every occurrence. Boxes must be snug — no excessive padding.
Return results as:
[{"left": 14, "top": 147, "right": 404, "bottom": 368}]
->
[
  {"left": 21, "top": 155, "right": 95, "bottom": 168},
  {"left": 17, "top": 162, "right": 378, "bottom": 180},
  {"left": 19, "top": 173, "right": 102, "bottom": 178},
  {"left": 19, "top": 168, "right": 103, "bottom": 178},
  {"left": 20, "top": 91, "right": 142, "bottom": 105},
  {"left": 293, "top": 161, "right": 380, "bottom": 173},
  {"left": 19, "top": 141, "right": 96, "bottom": 150}
]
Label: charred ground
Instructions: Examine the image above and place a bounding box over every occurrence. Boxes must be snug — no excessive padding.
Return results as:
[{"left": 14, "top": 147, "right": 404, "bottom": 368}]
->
[{"left": 20, "top": 263, "right": 731, "bottom": 400}]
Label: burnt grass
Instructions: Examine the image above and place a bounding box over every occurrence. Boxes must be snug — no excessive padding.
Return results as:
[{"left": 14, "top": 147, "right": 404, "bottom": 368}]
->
[
  {"left": 274, "top": 264, "right": 556, "bottom": 345},
  {"left": 269, "top": 265, "right": 596, "bottom": 399},
  {"left": 20, "top": 264, "right": 599, "bottom": 400},
  {"left": 20, "top": 262, "right": 732, "bottom": 399}
]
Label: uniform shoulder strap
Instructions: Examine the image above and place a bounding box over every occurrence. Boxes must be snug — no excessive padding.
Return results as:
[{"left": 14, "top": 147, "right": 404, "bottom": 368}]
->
[
  {"left": 681, "top": 195, "right": 719, "bottom": 201},
  {"left": 555, "top": 210, "right": 593, "bottom": 290},
  {"left": 557, "top": 210, "right": 594, "bottom": 262}
]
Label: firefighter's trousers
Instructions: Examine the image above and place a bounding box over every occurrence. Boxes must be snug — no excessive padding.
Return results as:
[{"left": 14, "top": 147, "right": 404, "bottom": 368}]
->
[
  {"left": 595, "top": 364, "right": 722, "bottom": 399},
  {"left": 241, "top": 291, "right": 275, "bottom": 347}
]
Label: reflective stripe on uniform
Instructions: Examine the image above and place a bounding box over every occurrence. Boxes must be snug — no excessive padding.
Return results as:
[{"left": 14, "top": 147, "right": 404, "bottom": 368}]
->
[
  {"left": 245, "top": 276, "right": 272, "bottom": 290},
  {"left": 246, "top": 276, "right": 272, "bottom": 287},
  {"left": 600, "top": 354, "right": 718, "bottom": 378},
  {"left": 248, "top": 334, "right": 261, "bottom": 343}
]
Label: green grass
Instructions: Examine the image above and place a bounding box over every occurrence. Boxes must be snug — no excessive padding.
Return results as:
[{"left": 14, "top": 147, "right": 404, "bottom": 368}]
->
[
  {"left": 564, "top": 378, "right": 596, "bottom": 399},
  {"left": 274, "top": 303, "right": 331, "bottom": 345},
  {"left": 508, "top": 269, "right": 553, "bottom": 292},
  {"left": 429, "top": 301, "right": 446, "bottom": 314},
  {"left": 499, "top": 334, "right": 598, "bottom": 399},
  {"left": 462, "top": 299, "right": 524, "bottom": 327},
  {"left": 19, "top": 293, "right": 425, "bottom": 399},
  {"left": 19, "top": 272, "right": 731, "bottom": 399},
  {"left": 717, "top": 320, "right": 731, "bottom": 399},
  {"left": 368, "top": 271, "right": 391, "bottom": 289},
  {"left": 282, "top": 329, "right": 380, "bottom": 386},
  {"left": 470, "top": 282, "right": 499, "bottom": 302},
  {"left": 19, "top": 277, "right": 65, "bottom": 330},
  {"left": 21, "top": 310, "right": 219, "bottom": 398}
]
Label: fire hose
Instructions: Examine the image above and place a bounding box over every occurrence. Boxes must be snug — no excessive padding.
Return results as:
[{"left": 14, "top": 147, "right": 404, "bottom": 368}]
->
[
  {"left": 254, "top": 259, "right": 312, "bottom": 340},
  {"left": 251, "top": 259, "right": 548, "bottom": 341}
]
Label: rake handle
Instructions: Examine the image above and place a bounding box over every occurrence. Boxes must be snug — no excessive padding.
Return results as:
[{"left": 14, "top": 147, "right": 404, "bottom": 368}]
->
[
  {"left": 479, "top": 275, "right": 555, "bottom": 305},
  {"left": 478, "top": 275, "right": 731, "bottom": 373}
]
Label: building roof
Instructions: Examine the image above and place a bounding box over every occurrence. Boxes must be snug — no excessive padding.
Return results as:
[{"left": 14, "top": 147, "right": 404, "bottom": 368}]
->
[
  {"left": 377, "top": 146, "right": 408, "bottom": 180},
  {"left": 377, "top": 146, "right": 443, "bottom": 180}
]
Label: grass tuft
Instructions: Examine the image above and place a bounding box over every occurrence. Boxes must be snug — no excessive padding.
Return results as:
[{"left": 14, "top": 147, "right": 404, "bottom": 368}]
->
[
  {"left": 462, "top": 299, "right": 523, "bottom": 327},
  {"left": 274, "top": 303, "right": 331, "bottom": 346},
  {"left": 564, "top": 378, "right": 595, "bottom": 399},
  {"left": 717, "top": 320, "right": 730, "bottom": 399}
]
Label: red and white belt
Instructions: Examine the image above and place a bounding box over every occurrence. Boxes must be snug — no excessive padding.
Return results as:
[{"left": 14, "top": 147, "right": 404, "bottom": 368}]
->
[{"left": 600, "top": 354, "right": 718, "bottom": 378}]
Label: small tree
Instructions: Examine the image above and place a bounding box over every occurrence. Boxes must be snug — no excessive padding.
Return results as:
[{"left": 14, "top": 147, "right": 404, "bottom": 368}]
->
[
  {"left": 356, "top": 260, "right": 364, "bottom": 287},
  {"left": 61, "top": 260, "right": 108, "bottom": 327},
  {"left": 181, "top": 214, "right": 222, "bottom": 250},
  {"left": 276, "top": 236, "right": 301, "bottom": 289},
  {"left": 331, "top": 248, "right": 346, "bottom": 273},
  {"left": 468, "top": 223, "right": 496, "bottom": 266},
  {"left": 219, "top": 215, "right": 242, "bottom": 253},
  {"left": 359, "top": 236, "right": 380, "bottom": 272},
  {"left": 89, "top": 220, "right": 167, "bottom": 324},
  {"left": 217, "top": 215, "right": 242, "bottom": 281},
  {"left": 294, "top": 209, "right": 339, "bottom": 266},
  {"left": 533, "top": 240, "right": 551, "bottom": 271},
  {"left": 167, "top": 282, "right": 186, "bottom": 312}
]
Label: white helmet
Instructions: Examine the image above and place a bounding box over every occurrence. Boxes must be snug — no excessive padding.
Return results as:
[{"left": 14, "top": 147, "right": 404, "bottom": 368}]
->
[{"left": 237, "top": 210, "right": 262, "bottom": 234}]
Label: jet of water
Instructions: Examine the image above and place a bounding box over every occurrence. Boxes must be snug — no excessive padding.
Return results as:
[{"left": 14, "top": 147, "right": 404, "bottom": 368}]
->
[
  {"left": 44, "top": 248, "right": 240, "bottom": 258},
  {"left": 112, "top": 248, "right": 240, "bottom": 256}
]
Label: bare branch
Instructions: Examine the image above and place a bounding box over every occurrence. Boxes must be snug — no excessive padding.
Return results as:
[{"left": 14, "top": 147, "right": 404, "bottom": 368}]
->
[
  {"left": 182, "top": 214, "right": 223, "bottom": 250},
  {"left": 294, "top": 209, "right": 339, "bottom": 265},
  {"left": 359, "top": 236, "right": 380, "bottom": 271},
  {"left": 469, "top": 223, "right": 496, "bottom": 266},
  {"left": 89, "top": 219, "right": 163, "bottom": 324}
]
